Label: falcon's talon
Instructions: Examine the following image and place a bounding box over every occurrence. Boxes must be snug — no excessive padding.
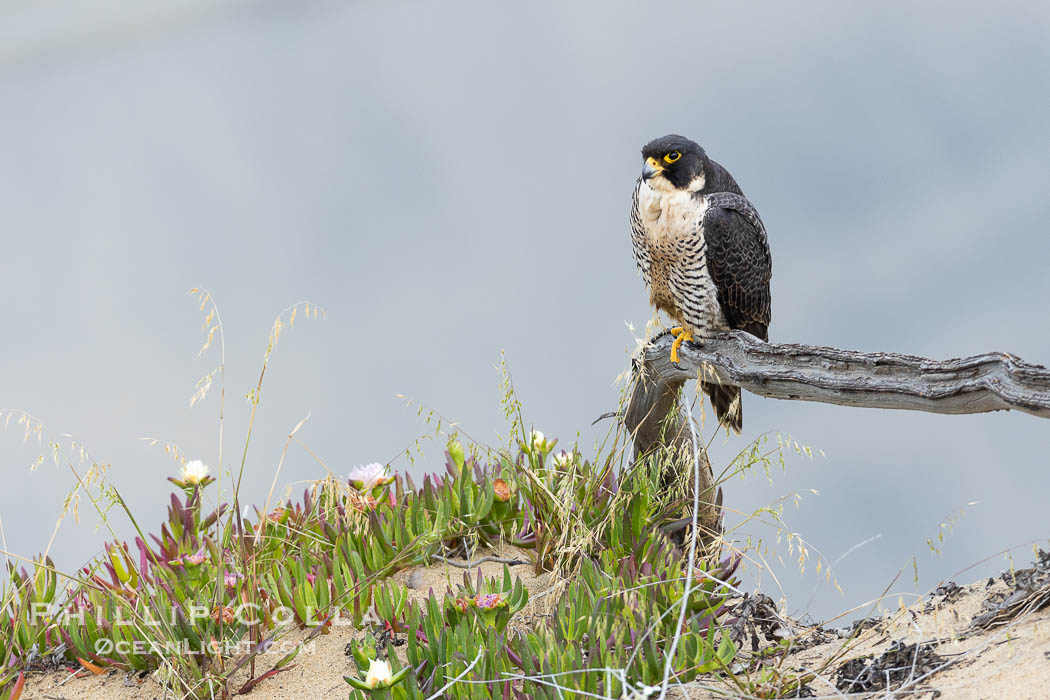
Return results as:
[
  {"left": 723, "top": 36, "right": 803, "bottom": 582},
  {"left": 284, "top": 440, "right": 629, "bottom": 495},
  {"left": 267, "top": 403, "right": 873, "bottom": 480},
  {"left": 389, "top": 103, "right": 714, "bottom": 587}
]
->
[{"left": 669, "top": 328, "right": 694, "bottom": 364}]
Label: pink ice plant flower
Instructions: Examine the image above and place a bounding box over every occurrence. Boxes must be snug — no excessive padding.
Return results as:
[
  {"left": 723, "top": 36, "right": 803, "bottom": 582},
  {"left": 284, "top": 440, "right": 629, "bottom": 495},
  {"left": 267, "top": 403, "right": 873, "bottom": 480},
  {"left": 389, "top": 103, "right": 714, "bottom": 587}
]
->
[
  {"left": 473, "top": 593, "right": 503, "bottom": 609},
  {"left": 186, "top": 546, "right": 208, "bottom": 566},
  {"left": 348, "top": 462, "right": 393, "bottom": 490}
]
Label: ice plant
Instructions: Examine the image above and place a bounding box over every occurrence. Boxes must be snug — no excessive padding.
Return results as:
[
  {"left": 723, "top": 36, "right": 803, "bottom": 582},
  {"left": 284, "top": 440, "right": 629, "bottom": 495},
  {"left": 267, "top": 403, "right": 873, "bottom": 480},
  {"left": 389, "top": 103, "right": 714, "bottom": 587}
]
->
[
  {"left": 529, "top": 430, "right": 546, "bottom": 452},
  {"left": 346, "top": 490, "right": 380, "bottom": 512},
  {"left": 223, "top": 569, "right": 242, "bottom": 590},
  {"left": 182, "top": 459, "right": 209, "bottom": 484},
  {"left": 443, "top": 566, "right": 528, "bottom": 632},
  {"left": 185, "top": 546, "right": 208, "bottom": 566},
  {"left": 211, "top": 606, "right": 235, "bottom": 625},
  {"left": 472, "top": 592, "right": 507, "bottom": 626},
  {"left": 552, "top": 450, "right": 572, "bottom": 468},
  {"left": 492, "top": 478, "right": 511, "bottom": 503},
  {"left": 345, "top": 655, "right": 411, "bottom": 695},
  {"left": 447, "top": 439, "right": 466, "bottom": 470},
  {"left": 348, "top": 462, "right": 394, "bottom": 493},
  {"left": 168, "top": 458, "right": 215, "bottom": 490},
  {"left": 364, "top": 659, "right": 390, "bottom": 688}
]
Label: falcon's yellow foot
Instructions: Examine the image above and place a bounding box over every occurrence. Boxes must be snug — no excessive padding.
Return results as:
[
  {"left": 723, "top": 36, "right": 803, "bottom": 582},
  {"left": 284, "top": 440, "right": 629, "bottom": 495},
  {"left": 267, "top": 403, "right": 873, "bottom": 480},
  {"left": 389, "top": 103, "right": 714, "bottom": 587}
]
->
[{"left": 669, "top": 327, "right": 694, "bottom": 364}]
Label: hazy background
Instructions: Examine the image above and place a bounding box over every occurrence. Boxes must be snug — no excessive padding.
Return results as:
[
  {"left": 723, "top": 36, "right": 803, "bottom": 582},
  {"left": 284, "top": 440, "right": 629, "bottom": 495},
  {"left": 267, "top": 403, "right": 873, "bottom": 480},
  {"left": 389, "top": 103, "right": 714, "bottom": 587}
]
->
[{"left": 2, "top": 0, "right": 1048, "bottom": 622}]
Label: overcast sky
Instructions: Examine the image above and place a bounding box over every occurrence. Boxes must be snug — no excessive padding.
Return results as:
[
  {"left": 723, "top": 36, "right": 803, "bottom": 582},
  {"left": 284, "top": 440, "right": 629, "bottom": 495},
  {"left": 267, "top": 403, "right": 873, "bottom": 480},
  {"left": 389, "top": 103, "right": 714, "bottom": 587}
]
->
[{"left": 2, "top": 0, "right": 1048, "bottom": 622}]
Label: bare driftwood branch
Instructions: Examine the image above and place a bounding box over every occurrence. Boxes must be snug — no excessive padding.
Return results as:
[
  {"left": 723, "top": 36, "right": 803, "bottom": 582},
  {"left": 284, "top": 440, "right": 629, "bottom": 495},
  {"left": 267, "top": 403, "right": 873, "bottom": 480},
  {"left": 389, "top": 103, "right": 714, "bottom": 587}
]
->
[
  {"left": 622, "top": 329, "right": 1050, "bottom": 546},
  {"left": 643, "top": 330, "right": 1050, "bottom": 420}
]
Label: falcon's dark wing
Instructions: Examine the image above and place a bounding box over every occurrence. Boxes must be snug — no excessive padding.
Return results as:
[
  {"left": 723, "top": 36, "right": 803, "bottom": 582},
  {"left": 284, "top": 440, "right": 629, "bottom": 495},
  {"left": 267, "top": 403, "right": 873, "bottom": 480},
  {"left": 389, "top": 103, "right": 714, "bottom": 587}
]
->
[{"left": 702, "top": 192, "right": 772, "bottom": 341}]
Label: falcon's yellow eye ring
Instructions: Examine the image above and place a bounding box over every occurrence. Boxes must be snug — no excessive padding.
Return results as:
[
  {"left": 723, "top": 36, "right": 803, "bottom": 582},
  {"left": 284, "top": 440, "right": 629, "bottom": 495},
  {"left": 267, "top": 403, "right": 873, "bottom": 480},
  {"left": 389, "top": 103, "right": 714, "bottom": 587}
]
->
[{"left": 664, "top": 151, "right": 681, "bottom": 163}]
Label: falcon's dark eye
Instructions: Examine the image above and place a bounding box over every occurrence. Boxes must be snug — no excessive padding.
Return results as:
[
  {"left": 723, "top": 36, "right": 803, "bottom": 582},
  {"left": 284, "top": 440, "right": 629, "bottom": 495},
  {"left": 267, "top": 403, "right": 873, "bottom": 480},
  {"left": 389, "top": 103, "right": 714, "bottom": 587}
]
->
[{"left": 664, "top": 151, "right": 681, "bottom": 164}]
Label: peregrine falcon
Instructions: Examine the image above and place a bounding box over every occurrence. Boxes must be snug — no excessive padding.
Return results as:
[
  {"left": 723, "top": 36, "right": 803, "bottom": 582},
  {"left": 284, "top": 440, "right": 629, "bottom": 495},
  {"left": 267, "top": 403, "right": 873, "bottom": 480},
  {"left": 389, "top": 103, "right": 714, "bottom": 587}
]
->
[{"left": 630, "top": 134, "right": 772, "bottom": 433}]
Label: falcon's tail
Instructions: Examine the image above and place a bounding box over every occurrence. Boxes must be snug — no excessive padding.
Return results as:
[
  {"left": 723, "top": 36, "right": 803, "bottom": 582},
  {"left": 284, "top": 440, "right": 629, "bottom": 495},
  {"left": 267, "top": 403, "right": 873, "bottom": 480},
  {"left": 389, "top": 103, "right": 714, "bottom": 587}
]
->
[{"left": 705, "top": 384, "right": 742, "bottom": 435}]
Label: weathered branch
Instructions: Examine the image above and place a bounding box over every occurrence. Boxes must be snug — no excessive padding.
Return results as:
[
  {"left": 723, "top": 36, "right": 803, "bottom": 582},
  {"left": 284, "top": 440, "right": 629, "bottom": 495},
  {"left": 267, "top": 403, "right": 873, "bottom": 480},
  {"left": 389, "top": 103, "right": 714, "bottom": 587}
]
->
[
  {"left": 643, "top": 330, "right": 1050, "bottom": 419},
  {"left": 621, "top": 330, "right": 1049, "bottom": 548}
]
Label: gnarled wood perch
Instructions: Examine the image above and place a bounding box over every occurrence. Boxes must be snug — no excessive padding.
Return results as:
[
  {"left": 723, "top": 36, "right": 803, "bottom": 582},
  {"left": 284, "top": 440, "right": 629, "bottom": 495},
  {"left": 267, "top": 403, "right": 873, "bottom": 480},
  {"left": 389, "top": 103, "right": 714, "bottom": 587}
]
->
[
  {"left": 623, "top": 330, "right": 1050, "bottom": 543},
  {"left": 640, "top": 330, "right": 1050, "bottom": 420}
]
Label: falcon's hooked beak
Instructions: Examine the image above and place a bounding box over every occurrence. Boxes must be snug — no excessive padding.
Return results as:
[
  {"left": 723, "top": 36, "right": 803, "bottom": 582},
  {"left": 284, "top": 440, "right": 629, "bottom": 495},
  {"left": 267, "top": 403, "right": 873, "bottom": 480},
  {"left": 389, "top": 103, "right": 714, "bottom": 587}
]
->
[{"left": 642, "top": 156, "right": 664, "bottom": 181}]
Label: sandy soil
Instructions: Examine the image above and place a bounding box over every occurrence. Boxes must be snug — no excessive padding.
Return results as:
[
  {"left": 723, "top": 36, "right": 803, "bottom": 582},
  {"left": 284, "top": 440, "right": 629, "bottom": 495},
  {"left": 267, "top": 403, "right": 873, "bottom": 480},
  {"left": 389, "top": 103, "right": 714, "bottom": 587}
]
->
[
  {"left": 19, "top": 547, "right": 1050, "bottom": 699},
  {"left": 717, "top": 576, "right": 1050, "bottom": 699},
  {"left": 20, "top": 545, "right": 554, "bottom": 700}
]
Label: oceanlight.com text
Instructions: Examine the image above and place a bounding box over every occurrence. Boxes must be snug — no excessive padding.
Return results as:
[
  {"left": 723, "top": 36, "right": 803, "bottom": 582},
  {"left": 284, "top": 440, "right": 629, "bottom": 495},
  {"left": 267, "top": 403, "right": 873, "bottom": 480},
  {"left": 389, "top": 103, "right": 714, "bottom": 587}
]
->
[{"left": 93, "top": 639, "right": 315, "bottom": 656}]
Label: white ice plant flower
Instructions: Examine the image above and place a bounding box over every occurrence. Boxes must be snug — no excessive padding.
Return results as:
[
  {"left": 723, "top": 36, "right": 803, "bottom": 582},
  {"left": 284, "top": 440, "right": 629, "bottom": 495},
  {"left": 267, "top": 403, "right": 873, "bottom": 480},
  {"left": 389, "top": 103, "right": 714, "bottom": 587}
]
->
[
  {"left": 364, "top": 658, "right": 392, "bottom": 689},
  {"left": 552, "top": 450, "right": 572, "bottom": 468},
  {"left": 530, "top": 430, "right": 546, "bottom": 451},
  {"left": 348, "top": 462, "right": 390, "bottom": 490},
  {"left": 181, "top": 459, "right": 209, "bottom": 485}
]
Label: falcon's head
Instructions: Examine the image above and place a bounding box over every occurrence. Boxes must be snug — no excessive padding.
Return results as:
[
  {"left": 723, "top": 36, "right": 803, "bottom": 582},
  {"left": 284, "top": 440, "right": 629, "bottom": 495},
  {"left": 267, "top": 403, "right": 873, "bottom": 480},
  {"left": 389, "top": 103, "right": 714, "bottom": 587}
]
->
[{"left": 640, "top": 134, "right": 708, "bottom": 192}]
